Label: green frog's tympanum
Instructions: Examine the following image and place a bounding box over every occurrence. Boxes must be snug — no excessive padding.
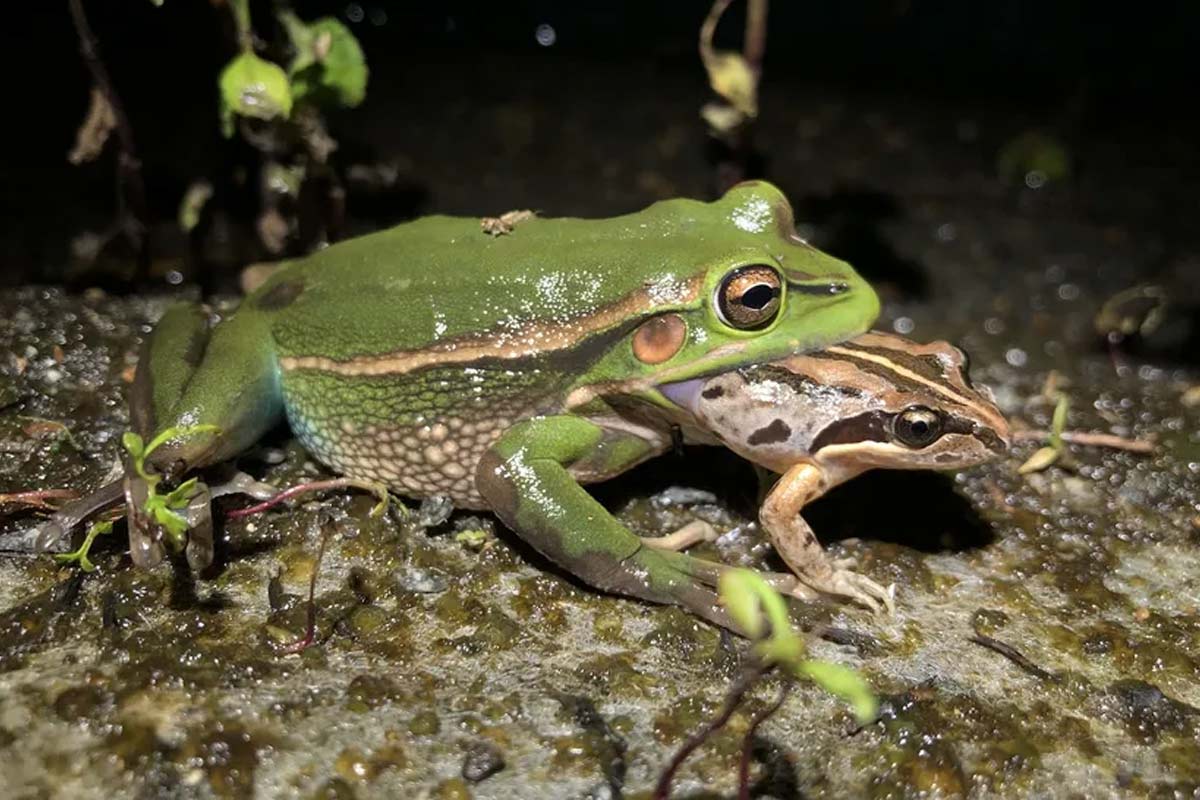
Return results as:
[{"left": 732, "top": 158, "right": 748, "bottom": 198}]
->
[
  {"left": 660, "top": 330, "right": 1010, "bottom": 612},
  {"left": 41, "top": 181, "right": 884, "bottom": 629}
]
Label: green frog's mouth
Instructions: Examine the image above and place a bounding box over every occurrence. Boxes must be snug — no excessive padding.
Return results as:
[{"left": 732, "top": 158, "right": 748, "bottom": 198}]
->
[{"left": 657, "top": 377, "right": 707, "bottom": 416}]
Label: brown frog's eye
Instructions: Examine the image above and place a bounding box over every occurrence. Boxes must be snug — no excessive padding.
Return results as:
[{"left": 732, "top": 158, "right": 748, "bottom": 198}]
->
[
  {"left": 716, "top": 265, "right": 783, "bottom": 330},
  {"left": 893, "top": 406, "right": 943, "bottom": 448}
]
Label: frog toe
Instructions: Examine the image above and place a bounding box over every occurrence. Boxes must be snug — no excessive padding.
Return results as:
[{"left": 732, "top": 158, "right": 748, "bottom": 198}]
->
[
  {"left": 640, "top": 519, "right": 720, "bottom": 552},
  {"left": 816, "top": 569, "right": 895, "bottom": 615}
]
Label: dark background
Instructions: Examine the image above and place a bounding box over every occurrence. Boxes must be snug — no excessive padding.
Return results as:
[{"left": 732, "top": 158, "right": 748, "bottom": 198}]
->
[{"left": 2, "top": 1, "right": 1198, "bottom": 292}]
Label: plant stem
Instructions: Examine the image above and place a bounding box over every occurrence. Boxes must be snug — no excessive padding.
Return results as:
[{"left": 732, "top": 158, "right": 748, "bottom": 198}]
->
[
  {"left": 226, "top": 477, "right": 389, "bottom": 519},
  {"left": 743, "top": 0, "right": 769, "bottom": 77},
  {"left": 653, "top": 661, "right": 767, "bottom": 800},
  {"left": 67, "top": 0, "right": 148, "bottom": 272},
  {"left": 276, "top": 513, "right": 332, "bottom": 655},
  {"left": 738, "top": 677, "right": 791, "bottom": 800},
  {"left": 1011, "top": 428, "right": 1155, "bottom": 453}
]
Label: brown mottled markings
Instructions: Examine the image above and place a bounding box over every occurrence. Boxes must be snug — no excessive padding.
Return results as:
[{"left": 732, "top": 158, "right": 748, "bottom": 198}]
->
[
  {"left": 255, "top": 278, "right": 305, "bottom": 311},
  {"left": 769, "top": 331, "right": 1009, "bottom": 452},
  {"left": 701, "top": 385, "right": 725, "bottom": 399},
  {"left": 748, "top": 418, "right": 792, "bottom": 445}
]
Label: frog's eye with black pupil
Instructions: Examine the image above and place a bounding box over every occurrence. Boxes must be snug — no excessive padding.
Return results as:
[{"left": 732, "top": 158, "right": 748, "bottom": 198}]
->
[
  {"left": 717, "top": 265, "right": 783, "bottom": 330},
  {"left": 893, "top": 406, "right": 943, "bottom": 448}
]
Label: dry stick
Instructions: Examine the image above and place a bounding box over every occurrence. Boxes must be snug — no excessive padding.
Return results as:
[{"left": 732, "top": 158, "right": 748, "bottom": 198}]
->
[
  {"left": 0, "top": 488, "right": 80, "bottom": 512},
  {"left": 743, "top": 0, "right": 769, "bottom": 77},
  {"left": 67, "top": 0, "right": 148, "bottom": 269},
  {"left": 654, "top": 661, "right": 767, "bottom": 800},
  {"left": 1011, "top": 428, "right": 1156, "bottom": 454},
  {"left": 737, "top": 678, "right": 791, "bottom": 800},
  {"left": 969, "top": 634, "right": 1058, "bottom": 682}
]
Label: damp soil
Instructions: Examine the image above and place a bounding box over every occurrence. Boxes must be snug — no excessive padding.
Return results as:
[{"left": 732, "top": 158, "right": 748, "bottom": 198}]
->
[{"left": 1, "top": 58, "right": 1199, "bottom": 799}]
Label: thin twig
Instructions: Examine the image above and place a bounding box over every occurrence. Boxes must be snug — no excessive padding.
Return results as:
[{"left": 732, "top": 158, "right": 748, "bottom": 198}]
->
[
  {"left": 1012, "top": 428, "right": 1155, "bottom": 454},
  {"left": 67, "top": 0, "right": 148, "bottom": 268},
  {"left": 0, "top": 488, "right": 80, "bottom": 513},
  {"left": 276, "top": 517, "right": 332, "bottom": 655},
  {"left": 969, "top": 634, "right": 1058, "bottom": 682},
  {"left": 654, "top": 661, "right": 767, "bottom": 800},
  {"left": 737, "top": 677, "right": 790, "bottom": 800},
  {"left": 742, "top": 0, "right": 769, "bottom": 76},
  {"left": 225, "top": 477, "right": 387, "bottom": 519}
]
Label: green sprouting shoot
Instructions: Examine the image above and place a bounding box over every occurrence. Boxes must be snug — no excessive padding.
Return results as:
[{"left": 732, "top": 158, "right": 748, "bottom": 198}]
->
[
  {"left": 718, "top": 568, "right": 878, "bottom": 724},
  {"left": 54, "top": 520, "right": 114, "bottom": 572},
  {"left": 122, "top": 424, "right": 220, "bottom": 550}
]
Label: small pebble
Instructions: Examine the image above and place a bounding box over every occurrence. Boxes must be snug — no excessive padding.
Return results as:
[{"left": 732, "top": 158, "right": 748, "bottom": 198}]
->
[
  {"left": 461, "top": 740, "right": 505, "bottom": 783},
  {"left": 396, "top": 566, "right": 449, "bottom": 594}
]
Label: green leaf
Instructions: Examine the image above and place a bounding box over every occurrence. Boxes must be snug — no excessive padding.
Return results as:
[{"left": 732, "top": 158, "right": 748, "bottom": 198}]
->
[
  {"left": 703, "top": 51, "right": 758, "bottom": 118},
  {"left": 219, "top": 52, "right": 293, "bottom": 136},
  {"left": 122, "top": 431, "right": 145, "bottom": 461},
  {"left": 1018, "top": 445, "right": 1060, "bottom": 475},
  {"left": 799, "top": 660, "right": 878, "bottom": 724},
  {"left": 718, "top": 569, "right": 769, "bottom": 639},
  {"left": 161, "top": 477, "right": 199, "bottom": 509},
  {"left": 148, "top": 499, "right": 189, "bottom": 549},
  {"left": 717, "top": 569, "right": 805, "bottom": 666},
  {"left": 54, "top": 520, "right": 114, "bottom": 572},
  {"left": 1049, "top": 393, "right": 1069, "bottom": 451},
  {"left": 283, "top": 14, "right": 369, "bottom": 109}
]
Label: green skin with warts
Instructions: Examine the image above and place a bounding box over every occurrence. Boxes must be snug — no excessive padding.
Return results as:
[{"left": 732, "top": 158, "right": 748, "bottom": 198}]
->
[{"left": 131, "top": 181, "right": 880, "bottom": 627}]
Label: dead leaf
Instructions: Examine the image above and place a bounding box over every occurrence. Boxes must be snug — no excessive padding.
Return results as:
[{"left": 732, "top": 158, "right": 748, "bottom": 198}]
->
[
  {"left": 1018, "top": 446, "right": 1060, "bottom": 475},
  {"left": 68, "top": 86, "right": 117, "bottom": 165}
]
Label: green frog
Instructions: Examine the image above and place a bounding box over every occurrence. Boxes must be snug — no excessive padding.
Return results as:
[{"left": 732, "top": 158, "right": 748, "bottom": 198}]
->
[
  {"left": 40, "top": 181, "right": 880, "bottom": 630},
  {"left": 659, "top": 330, "right": 1010, "bottom": 612}
]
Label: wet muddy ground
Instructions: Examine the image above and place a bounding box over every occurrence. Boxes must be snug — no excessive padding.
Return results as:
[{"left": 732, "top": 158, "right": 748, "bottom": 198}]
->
[{"left": 2, "top": 58, "right": 1199, "bottom": 799}]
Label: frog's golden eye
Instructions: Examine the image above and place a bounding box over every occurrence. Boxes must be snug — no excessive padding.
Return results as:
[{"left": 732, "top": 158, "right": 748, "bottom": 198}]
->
[
  {"left": 893, "top": 406, "right": 943, "bottom": 448},
  {"left": 716, "top": 265, "right": 783, "bottom": 330}
]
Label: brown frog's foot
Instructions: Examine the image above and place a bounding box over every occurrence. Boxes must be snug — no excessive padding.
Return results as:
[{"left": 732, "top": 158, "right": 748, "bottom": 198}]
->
[
  {"left": 639, "top": 519, "right": 719, "bottom": 552},
  {"left": 804, "top": 559, "right": 896, "bottom": 615},
  {"left": 660, "top": 552, "right": 825, "bottom": 605}
]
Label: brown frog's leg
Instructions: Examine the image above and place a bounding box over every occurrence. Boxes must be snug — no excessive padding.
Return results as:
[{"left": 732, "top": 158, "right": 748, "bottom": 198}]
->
[
  {"left": 760, "top": 462, "right": 895, "bottom": 613},
  {"left": 641, "top": 523, "right": 823, "bottom": 602},
  {"left": 640, "top": 520, "right": 719, "bottom": 551}
]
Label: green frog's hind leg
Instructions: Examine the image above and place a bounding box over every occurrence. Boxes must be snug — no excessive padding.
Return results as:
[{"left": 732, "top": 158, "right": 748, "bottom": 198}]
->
[
  {"left": 130, "top": 303, "right": 284, "bottom": 474},
  {"left": 476, "top": 415, "right": 738, "bottom": 630},
  {"left": 125, "top": 303, "right": 284, "bottom": 567}
]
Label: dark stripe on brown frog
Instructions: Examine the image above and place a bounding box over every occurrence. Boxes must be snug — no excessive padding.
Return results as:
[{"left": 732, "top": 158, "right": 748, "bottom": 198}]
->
[
  {"left": 811, "top": 408, "right": 1000, "bottom": 452},
  {"left": 737, "top": 363, "right": 867, "bottom": 399}
]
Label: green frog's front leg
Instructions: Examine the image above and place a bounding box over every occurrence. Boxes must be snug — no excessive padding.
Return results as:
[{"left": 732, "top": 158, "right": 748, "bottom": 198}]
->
[{"left": 476, "top": 415, "right": 737, "bottom": 629}]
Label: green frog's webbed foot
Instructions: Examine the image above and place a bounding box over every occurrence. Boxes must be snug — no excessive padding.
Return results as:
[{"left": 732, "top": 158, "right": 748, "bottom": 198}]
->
[{"left": 33, "top": 477, "right": 124, "bottom": 554}]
